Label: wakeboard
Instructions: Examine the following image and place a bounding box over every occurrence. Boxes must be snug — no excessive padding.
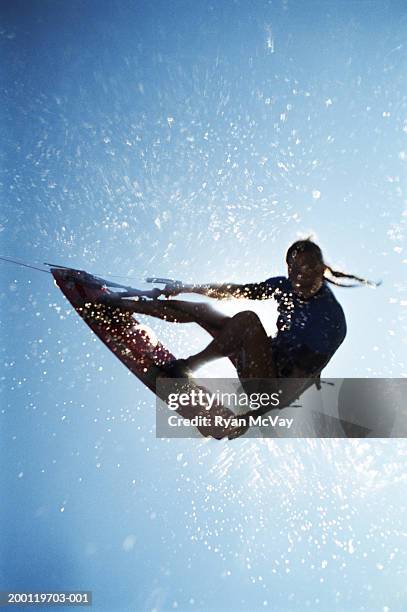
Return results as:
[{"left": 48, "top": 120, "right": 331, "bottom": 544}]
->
[{"left": 51, "top": 267, "right": 241, "bottom": 439}]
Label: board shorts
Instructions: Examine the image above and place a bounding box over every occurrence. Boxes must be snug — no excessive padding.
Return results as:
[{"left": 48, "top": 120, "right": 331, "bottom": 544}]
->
[{"left": 270, "top": 338, "right": 329, "bottom": 378}]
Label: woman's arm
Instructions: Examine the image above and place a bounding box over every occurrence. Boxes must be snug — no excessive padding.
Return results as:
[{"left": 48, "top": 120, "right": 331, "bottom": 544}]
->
[
  {"left": 166, "top": 281, "right": 273, "bottom": 300},
  {"left": 179, "top": 283, "right": 252, "bottom": 299}
]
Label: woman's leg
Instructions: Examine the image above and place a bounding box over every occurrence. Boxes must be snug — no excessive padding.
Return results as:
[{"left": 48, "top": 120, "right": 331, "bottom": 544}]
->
[
  {"left": 100, "top": 294, "right": 229, "bottom": 338},
  {"left": 184, "top": 310, "right": 278, "bottom": 378}
]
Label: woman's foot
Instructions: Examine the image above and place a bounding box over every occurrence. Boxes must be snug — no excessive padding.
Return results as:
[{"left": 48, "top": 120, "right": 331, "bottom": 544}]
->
[
  {"left": 98, "top": 293, "right": 121, "bottom": 306},
  {"left": 82, "top": 293, "right": 121, "bottom": 309},
  {"left": 161, "top": 358, "right": 193, "bottom": 379}
]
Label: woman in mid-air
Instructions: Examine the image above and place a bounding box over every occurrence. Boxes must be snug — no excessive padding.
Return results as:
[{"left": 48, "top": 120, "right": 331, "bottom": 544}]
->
[{"left": 96, "top": 239, "right": 376, "bottom": 384}]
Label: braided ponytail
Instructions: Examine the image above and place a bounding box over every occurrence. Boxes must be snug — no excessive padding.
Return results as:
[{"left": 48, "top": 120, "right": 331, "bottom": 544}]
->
[{"left": 324, "top": 265, "right": 381, "bottom": 288}]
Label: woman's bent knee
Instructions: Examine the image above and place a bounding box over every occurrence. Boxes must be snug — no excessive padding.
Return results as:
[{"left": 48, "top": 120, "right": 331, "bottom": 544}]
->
[{"left": 233, "top": 310, "right": 262, "bottom": 327}]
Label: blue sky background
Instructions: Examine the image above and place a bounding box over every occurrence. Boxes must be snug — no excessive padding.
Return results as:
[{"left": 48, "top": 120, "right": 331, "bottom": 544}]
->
[{"left": 1, "top": 1, "right": 407, "bottom": 610}]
